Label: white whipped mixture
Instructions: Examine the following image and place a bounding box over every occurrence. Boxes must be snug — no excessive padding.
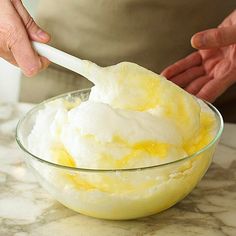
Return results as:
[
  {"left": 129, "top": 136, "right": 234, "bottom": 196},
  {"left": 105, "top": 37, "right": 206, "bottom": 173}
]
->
[
  {"left": 26, "top": 62, "right": 220, "bottom": 219},
  {"left": 28, "top": 62, "right": 216, "bottom": 169}
]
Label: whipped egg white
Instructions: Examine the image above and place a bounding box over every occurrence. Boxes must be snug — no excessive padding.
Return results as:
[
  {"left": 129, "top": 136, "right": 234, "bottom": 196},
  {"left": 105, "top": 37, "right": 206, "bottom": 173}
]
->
[
  {"left": 26, "top": 62, "right": 218, "bottom": 220},
  {"left": 28, "top": 62, "right": 216, "bottom": 169}
]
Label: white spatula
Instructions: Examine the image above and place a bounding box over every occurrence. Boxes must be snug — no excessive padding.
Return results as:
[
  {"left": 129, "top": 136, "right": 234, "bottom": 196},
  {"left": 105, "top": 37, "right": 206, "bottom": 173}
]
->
[{"left": 32, "top": 41, "right": 101, "bottom": 83}]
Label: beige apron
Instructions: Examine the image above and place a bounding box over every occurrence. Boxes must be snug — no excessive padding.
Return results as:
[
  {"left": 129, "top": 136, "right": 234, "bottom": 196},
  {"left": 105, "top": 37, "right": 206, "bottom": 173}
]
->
[{"left": 19, "top": 0, "right": 236, "bottom": 121}]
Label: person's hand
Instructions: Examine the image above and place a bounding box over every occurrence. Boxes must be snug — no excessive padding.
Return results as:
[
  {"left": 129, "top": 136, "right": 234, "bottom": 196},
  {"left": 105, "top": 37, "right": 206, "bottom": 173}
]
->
[
  {"left": 0, "top": 0, "right": 50, "bottom": 77},
  {"left": 161, "top": 10, "right": 236, "bottom": 103}
]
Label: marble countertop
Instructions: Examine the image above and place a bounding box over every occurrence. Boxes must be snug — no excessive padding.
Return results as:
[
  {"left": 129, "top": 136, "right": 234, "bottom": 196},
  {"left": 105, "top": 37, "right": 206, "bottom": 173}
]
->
[{"left": 0, "top": 102, "right": 236, "bottom": 236}]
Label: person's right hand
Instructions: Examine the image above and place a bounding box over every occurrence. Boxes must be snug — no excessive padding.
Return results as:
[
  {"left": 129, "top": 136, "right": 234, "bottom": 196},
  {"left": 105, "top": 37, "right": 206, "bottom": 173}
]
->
[{"left": 0, "top": 0, "right": 51, "bottom": 77}]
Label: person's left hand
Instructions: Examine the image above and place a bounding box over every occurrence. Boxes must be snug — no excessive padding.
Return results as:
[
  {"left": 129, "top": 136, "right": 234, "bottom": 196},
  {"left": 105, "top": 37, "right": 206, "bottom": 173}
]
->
[{"left": 161, "top": 10, "right": 236, "bottom": 103}]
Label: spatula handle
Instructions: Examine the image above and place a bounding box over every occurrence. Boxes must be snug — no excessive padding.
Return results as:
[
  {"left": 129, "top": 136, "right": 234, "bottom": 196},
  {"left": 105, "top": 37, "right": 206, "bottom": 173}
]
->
[{"left": 32, "top": 41, "right": 99, "bottom": 81}]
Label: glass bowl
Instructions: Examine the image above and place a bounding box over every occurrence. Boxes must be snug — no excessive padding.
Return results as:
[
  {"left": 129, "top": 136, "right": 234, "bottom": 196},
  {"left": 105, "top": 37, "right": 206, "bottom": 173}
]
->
[{"left": 16, "top": 89, "right": 223, "bottom": 220}]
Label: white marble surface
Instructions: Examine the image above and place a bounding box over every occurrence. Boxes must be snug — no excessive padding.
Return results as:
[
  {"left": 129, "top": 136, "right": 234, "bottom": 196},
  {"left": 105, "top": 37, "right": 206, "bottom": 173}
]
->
[{"left": 0, "top": 102, "right": 236, "bottom": 236}]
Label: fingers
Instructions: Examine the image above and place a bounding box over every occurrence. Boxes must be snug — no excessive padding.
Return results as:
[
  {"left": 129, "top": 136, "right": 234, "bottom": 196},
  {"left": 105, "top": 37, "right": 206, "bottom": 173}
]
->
[
  {"left": 219, "top": 10, "right": 236, "bottom": 27},
  {"left": 161, "top": 52, "right": 202, "bottom": 79},
  {"left": 11, "top": 0, "right": 50, "bottom": 43},
  {"left": 185, "top": 76, "right": 213, "bottom": 95},
  {"left": 0, "top": 52, "right": 18, "bottom": 66},
  {"left": 0, "top": 0, "right": 50, "bottom": 76},
  {"left": 191, "top": 25, "right": 236, "bottom": 49},
  {"left": 196, "top": 75, "right": 235, "bottom": 103},
  {"left": 39, "top": 56, "right": 51, "bottom": 70},
  {"left": 170, "top": 66, "right": 205, "bottom": 88},
  {"left": 1, "top": 50, "right": 50, "bottom": 73},
  {"left": 6, "top": 16, "right": 43, "bottom": 76}
]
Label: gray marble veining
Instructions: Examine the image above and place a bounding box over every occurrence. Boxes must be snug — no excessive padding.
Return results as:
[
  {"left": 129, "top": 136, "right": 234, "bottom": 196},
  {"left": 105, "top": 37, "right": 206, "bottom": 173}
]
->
[{"left": 0, "top": 102, "right": 235, "bottom": 236}]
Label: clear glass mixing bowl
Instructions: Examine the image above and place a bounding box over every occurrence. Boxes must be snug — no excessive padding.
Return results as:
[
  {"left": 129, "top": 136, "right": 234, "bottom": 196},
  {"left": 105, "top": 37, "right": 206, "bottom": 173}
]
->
[{"left": 16, "top": 89, "right": 223, "bottom": 220}]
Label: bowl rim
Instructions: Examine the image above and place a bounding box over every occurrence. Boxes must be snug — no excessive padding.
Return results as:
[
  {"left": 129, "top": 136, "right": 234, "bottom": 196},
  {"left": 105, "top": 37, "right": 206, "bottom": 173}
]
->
[{"left": 16, "top": 89, "right": 224, "bottom": 172}]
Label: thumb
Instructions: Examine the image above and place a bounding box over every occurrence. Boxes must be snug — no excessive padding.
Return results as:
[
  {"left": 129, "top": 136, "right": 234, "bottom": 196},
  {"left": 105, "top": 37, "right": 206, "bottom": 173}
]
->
[
  {"left": 191, "top": 25, "right": 236, "bottom": 49},
  {"left": 11, "top": 0, "right": 50, "bottom": 43}
]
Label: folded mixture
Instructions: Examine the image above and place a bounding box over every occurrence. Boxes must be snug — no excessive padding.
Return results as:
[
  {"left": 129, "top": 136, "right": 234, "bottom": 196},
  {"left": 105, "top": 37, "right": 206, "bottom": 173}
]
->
[
  {"left": 28, "top": 62, "right": 216, "bottom": 169},
  {"left": 26, "top": 62, "right": 218, "bottom": 219}
]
